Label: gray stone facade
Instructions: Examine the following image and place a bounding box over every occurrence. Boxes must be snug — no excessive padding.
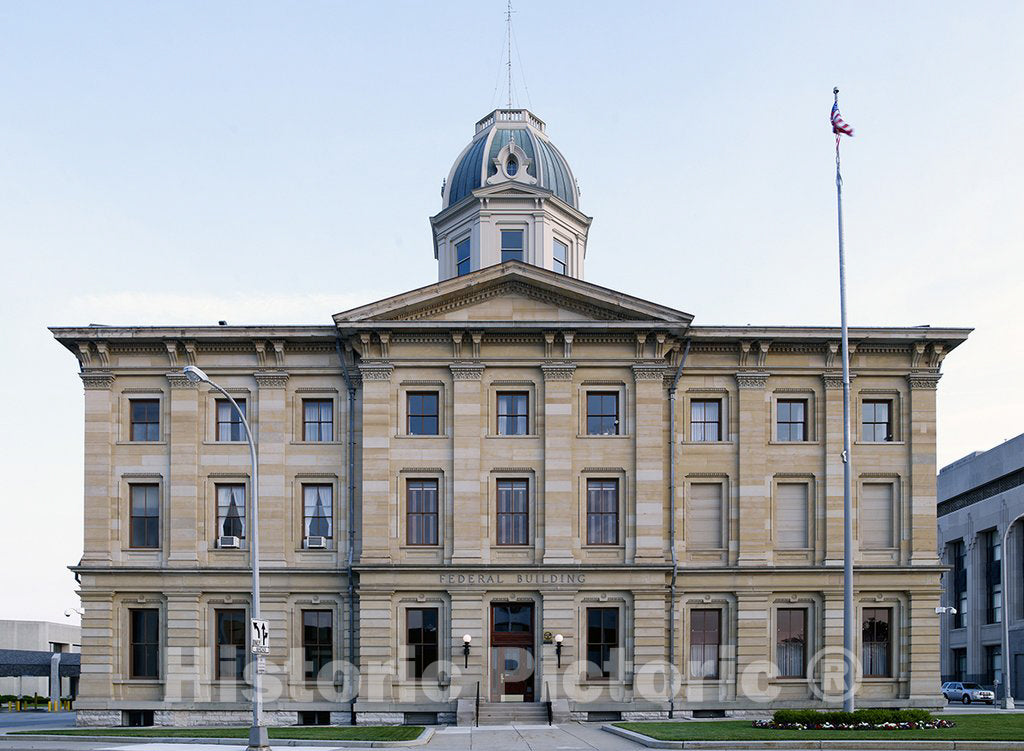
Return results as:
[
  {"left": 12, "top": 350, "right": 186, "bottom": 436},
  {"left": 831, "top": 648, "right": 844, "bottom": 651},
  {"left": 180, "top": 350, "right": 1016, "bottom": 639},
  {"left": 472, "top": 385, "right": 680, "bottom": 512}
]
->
[{"left": 938, "top": 432, "right": 1024, "bottom": 700}]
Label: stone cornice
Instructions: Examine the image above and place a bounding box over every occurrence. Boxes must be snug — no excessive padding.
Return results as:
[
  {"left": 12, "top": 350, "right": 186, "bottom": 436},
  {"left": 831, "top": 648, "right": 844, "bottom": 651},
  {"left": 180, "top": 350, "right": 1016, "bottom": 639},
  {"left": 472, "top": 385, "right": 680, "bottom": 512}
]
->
[
  {"left": 907, "top": 372, "right": 942, "bottom": 390},
  {"left": 541, "top": 362, "right": 577, "bottom": 381},
  {"left": 358, "top": 362, "right": 394, "bottom": 382},
  {"left": 254, "top": 371, "right": 289, "bottom": 389},
  {"left": 735, "top": 372, "right": 769, "bottom": 389},
  {"left": 80, "top": 371, "right": 115, "bottom": 390},
  {"left": 632, "top": 364, "right": 666, "bottom": 381},
  {"left": 449, "top": 363, "right": 485, "bottom": 381}
]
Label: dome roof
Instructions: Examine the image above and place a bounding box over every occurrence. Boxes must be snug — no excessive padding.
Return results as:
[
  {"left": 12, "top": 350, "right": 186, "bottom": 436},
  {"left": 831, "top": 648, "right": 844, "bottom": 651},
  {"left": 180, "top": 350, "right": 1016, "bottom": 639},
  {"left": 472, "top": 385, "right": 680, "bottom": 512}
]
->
[{"left": 442, "top": 109, "right": 579, "bottom": 210}]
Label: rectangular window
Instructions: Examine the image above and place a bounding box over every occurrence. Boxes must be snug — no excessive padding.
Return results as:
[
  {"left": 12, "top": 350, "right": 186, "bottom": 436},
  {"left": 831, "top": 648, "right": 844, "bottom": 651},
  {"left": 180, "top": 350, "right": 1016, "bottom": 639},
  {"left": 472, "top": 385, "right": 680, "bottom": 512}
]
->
[
  {"left": 130, "top": 399, "right": 160, "bottom": 442},
  {"left": 496, "top": 479, "right": 529, "bottom": 545},
  {"left": 952, "top": 539, "right": 967, "bottom": 629},
  {"left": 586, "top": 479, "right": 619, "bottom": 545},
  {"left": 129, "top": 608, "right": 159, "bottom": 679},
  {"left": 690, "top": 399, "right": 722, "bottom": 442},
  {"left": 303, "top": 484, "right": 333, "bottom": 540},
  {"left": 687, "top": 483, "right": 723, "bottom": 549},
  {"left": 776, "top": 608, "right": 806, "bottom": 678},
  {"left": 689, "top": 609, "right": 721, "bottom": 679},
  {"left": 775, "top": 483, "right": 809, "bottom": 550},
  {"left": 407, "top": 392, "right": 439, "bottom": 436},
  {"left": 985, "top": 643, "right": 1002, "bottom": 686},
  {"left": 216, "top": 399, "right": 246, "bottom": 442},
  {"left": 129, "top": 484, "right": 160, "bottom": 549},
  {"left": 553, "top": 238, "right": 568, "bottom": 274},
  {"left": 455, "top": 238, "right": 471, "bottom": 276},
  {"left": 862, "top": 607, "right": 892, "bottom": 677},
  {"left": 500, "top": 229, "right": 524, "bottom": 262},
  {"left": 952, "top": 647, "right": 967, "bottom": 682},
  {"left": 216, "top": 484, "right": 246, "bottom": 541},
  {"left": 860, "top": 483, "right": 894, "bottom": 549},
  {"left": 215, "top": 609, "right": 246, "bottom": 680},
  {"left": 302, "top": 399, "right": 333, "bottom": 442},
  {"left": 496, "top": 391, "right": 529, "bottom": 435},
  {"left": 862, "top": 399, "right": 893, "bottom": 442},
  {"left": 776, "top": 399, "right": 807, "bottom": 442},
  {"left": 586, "top": 392, "right": 619, "bottom": 436},
  {"left": 406, "top": 607, "right": 439, "bottom": 680},
  {"left": 586, "top": 607, "right": 619, "bottom": 680},
  {"left": 985, "top": 529, "right": 1002, "bottom": 624},
  {"left": 406, "top": 479, "right": 439, "bottom": 546},
  {"left": 302, "top": 610, "right": 332, "bottom": 680}
]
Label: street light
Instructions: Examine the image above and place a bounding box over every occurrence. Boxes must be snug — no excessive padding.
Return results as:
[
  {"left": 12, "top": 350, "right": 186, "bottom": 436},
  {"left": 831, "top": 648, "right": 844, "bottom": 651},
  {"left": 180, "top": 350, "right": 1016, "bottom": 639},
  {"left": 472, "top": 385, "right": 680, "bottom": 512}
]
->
[
  {"left": 554, "top": 634, "right": 563, "bottom": 668},
  {"left": 183, "top": 366, "right": 268, "bottom": 750},
  {"left": 462, "top": 634, "right": 472, "bottom": 669}
]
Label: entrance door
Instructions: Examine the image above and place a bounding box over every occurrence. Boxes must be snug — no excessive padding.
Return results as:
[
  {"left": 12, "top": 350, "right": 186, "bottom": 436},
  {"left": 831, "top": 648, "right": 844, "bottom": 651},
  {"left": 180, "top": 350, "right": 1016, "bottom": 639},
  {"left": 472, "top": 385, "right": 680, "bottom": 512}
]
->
[{"left": 490, "top": 602, "right": 535, "bottom": 702}]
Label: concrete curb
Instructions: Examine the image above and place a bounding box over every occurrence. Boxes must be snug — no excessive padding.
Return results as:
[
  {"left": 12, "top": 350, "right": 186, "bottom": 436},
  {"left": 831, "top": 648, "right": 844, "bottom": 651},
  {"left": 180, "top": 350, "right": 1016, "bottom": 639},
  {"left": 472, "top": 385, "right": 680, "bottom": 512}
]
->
[
  {"left": 601, "top": 724, "right": 1022, "bottom": 750},
  {"left": 0, "top": 726, "right": 434, "bottom": 748}
]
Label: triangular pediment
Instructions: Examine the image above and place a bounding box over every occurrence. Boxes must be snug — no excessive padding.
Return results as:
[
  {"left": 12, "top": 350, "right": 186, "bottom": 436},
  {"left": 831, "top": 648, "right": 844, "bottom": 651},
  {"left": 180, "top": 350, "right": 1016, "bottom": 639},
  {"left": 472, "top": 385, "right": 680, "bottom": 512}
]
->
[{"left": 333, "top": 262, "right": 692, "bottom": 325}]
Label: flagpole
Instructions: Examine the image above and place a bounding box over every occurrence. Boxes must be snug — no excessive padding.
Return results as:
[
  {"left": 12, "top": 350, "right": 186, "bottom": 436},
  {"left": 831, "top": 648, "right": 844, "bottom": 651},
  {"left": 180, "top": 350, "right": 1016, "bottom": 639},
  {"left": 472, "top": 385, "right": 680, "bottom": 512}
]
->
[{"left": 834, "top": 86, "right": 856, "bottom": 713}]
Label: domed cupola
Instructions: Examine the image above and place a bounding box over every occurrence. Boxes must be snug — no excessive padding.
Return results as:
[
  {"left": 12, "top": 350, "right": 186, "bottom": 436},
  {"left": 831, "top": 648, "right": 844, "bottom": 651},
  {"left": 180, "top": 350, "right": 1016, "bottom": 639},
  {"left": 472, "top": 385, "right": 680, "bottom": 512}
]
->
[{"left": 431, "top": 109, "right": 592, "bottom": 282}]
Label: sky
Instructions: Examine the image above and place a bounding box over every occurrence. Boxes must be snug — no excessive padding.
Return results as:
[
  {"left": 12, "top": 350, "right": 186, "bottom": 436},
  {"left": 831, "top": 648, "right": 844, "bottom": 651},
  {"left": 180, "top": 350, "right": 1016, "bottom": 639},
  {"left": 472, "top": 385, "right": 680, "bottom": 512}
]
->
[{"left": 1, "top": 1, "right": 1022, "bottom": 623}]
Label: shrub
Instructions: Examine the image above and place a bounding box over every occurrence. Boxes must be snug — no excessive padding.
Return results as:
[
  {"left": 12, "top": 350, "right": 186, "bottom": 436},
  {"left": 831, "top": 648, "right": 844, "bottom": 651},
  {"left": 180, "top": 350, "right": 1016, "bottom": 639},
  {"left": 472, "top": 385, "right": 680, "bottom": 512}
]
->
[{"left": 768, "top": 708, "right": 942, "bottom": 729}]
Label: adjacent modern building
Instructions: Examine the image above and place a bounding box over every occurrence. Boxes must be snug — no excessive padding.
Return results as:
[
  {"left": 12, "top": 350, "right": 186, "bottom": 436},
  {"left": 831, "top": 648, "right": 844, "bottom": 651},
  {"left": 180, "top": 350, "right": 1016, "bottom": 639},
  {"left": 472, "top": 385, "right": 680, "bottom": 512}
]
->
[
  {"left": 0, "top": 620, "right": 80, "bottom": 698},
  {"left": 938, "top": 433, "right": 1024, "bottom": 700},
  {"left": 52, "top": 108, "right": 971, "bottom": 727}
]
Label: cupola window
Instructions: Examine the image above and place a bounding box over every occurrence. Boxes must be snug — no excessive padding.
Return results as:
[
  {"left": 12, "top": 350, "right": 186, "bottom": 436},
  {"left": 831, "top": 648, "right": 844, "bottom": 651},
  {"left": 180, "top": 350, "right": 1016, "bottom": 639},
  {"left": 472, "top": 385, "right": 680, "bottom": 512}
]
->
[
  {"left": 506, "top": 155, "right": 518, "bottom": 176},
  {"left": 553, "top": 239, "right": 568, "bottom": 274},
  {"left": 455, "top": 238, "right": 471, "bottom": 277},
  {"left": 501, "top": 229, "right": 524, "bottom": 262}
]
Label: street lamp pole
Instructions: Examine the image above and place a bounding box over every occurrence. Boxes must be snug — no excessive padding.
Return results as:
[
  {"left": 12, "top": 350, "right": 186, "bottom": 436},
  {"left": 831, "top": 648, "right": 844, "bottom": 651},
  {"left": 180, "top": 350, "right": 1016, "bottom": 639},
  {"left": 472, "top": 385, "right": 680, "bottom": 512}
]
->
[
  {"left": 184, "top": 366, "right": 269, "bottom": 750},
  {"left": 1000, "top": 513, "right": 1023, "bottom": 710}
]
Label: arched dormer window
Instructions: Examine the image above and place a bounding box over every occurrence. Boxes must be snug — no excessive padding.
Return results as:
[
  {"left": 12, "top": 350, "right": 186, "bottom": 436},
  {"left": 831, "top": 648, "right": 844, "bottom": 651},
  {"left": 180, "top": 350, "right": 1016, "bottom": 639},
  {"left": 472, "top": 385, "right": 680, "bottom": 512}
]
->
[{"left": 506, "top": 156, "right": 518, "bottom": 177}]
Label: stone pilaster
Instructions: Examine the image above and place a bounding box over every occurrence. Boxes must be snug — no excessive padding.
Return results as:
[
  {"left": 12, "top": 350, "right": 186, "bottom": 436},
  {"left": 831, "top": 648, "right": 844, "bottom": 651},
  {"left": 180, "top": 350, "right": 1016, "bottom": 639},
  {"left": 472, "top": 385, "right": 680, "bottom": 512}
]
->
[
  {"left": 255, "top": 372, "right": 289, "bottom": 566},
  {"left": 907, "top": 373, "right": 942, "bottom": 565},
  {"left": 167, "top": 373, "right": 200, "bottom": 564},
  {"left": 820, "top": 591, "right": 846, "bottom": 703},
  {"left": 633, "top": 591, "right": 668, "bottom": 679},
  {"left": 357, "top": 592, "right": 395, "bottom": 703},
  {"left": 541, "top": 363, "right": 576, "bottom": 563},
  {"left": 539, "top": 592, "right": 574, "bottom": 701},
  {"left": 734, "top": 592, "right": 770, "bottom": 701},
  {"left": 81, "top": 372, "right": 115, "bottom": 564},
  {"left": 77, "top": 592, "right": 114, "bottom": 702},
  {"left": 736, "top": 372, "right": 769, "bottom": 565},
  {"left": 822, "top": 373, "right": 846, "bottom": 566},
  {"left": 450, "top": 364, "right": 484, "bottom": 563},
  {"left": 358, "top": 363, "right": 393, "bottom": 563},
  {"left": 907, "top": 590, "right": 942, "bottom": 700},
  {"left": 163, "top": 592, "right": 202, "bottom": 702},
  {"left": 450, "top": 592, "right": 485, "bottom": 700},
  {"left": 633, "top": 365, "right": 666, "bottom": 563}
]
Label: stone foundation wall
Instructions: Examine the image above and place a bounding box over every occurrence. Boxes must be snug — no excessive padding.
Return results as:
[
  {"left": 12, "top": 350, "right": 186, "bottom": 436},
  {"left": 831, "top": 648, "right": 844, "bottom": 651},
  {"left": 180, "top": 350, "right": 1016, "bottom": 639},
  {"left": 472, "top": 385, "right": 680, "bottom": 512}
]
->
[
  {"left": 357, "top": 711, "right": 404, "bottom": 725},
  {"left": 621, "top": 710, "right": 670, "bottom": 721},
  {"left": 436, "top": 711, "right": 456, "bottom": 724},
  {"left": 76, "top": 710, "right": 121, "bottom": 727}
]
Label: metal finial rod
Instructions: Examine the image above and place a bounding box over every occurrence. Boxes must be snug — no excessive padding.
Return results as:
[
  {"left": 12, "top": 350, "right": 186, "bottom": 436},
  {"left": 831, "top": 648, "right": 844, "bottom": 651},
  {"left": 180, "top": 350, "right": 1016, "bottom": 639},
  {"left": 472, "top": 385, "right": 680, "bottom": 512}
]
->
[{"left": 506, "top": 1, "right": 514, "bottom": 108}]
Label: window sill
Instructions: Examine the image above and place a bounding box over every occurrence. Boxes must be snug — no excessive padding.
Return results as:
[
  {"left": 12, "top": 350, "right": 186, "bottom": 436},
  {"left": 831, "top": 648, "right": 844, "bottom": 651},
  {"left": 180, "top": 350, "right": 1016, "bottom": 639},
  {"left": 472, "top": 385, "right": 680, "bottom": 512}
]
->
[
  {"left": 770, "top": 677, "right": 811, "bottom": 683},
  {"left": 202, "top": 441, "right": 250, "bottom": 446},
  {"left": 294, "top": 547, "right": 337, "bottom": 553},
  {"left": 768, "top": 440, "right": 821, "bottom": 446},
  {"left": 680, "top": 440, "right": 734, "bottom": 446},
  {"left": 486, "top": 434, "right": 539, "bottom": 439},
  {"left": 854, "top": 440, "right": 905, "bottom": 446},
  {"left": 117, "top": 440, "right": 167, "bottom": 446},
  {"left": 577, "top": 434, "right": 630, "bottom": 439},
  {"left": 582, "top": 544, "right": 625, "bottom": 550},
  {"left": 114, "top": 679, "right": 164, "bottom": 685},
  {"left": 394, "top": 434, "right": 449, "bottom": 440},
  {"left": 290, "top": 441, "right": 343, "bottom": 446}
]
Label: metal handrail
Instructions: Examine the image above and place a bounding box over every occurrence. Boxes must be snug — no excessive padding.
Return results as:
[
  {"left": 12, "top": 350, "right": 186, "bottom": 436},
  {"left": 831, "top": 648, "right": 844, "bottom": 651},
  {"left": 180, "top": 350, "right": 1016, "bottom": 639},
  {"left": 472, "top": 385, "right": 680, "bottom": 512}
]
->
[
  {"left": 545, "top": 682, "right": 552, "bottom": 726},
  {"left": 475, "top": 681, "right": 480, "bottom": 727}
]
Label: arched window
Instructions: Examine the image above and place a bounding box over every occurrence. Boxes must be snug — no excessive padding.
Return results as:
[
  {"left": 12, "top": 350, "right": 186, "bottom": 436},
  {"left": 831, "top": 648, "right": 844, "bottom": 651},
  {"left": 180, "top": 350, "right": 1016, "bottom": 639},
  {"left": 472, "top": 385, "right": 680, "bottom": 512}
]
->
[{"left": 506, "top": 156, "right": 518, "bottom": 176}]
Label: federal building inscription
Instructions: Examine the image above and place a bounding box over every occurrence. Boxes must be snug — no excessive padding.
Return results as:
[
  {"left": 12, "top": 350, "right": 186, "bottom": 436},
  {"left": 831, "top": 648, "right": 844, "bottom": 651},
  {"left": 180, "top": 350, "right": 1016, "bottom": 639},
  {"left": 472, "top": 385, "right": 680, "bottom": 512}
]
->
[{"left": 439, "top": 572, "right": 586, "bottom": 586}]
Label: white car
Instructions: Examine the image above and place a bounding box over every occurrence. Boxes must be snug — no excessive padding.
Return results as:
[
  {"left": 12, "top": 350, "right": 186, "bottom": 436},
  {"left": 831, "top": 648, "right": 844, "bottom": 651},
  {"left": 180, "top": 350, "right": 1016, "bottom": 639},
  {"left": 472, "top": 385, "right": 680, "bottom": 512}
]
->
[{"left": 941, "top": 681, "right": 995, "bottom": 704}]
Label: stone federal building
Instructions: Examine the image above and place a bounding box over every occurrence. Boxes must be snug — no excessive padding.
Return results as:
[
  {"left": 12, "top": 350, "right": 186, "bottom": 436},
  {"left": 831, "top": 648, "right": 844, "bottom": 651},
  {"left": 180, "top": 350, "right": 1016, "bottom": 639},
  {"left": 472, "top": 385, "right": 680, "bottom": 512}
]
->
[{"left": 53, "top": 108, "right": 970, "bottom": 727}]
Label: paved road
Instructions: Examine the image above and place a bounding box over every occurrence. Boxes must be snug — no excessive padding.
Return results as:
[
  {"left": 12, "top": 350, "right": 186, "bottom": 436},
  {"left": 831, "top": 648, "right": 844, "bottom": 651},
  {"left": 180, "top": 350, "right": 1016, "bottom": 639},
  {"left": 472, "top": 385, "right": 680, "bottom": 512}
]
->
[{"left": 0, "top": 711, "right": 77, "bottom": 732}]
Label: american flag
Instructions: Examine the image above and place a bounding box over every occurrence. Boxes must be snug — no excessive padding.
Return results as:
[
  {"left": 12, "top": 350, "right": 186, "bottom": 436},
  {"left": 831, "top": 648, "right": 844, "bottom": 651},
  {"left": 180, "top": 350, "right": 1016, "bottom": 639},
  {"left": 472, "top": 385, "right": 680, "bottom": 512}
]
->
[{"left": 831, "top": 102, "right": 854, "bottom": 138}]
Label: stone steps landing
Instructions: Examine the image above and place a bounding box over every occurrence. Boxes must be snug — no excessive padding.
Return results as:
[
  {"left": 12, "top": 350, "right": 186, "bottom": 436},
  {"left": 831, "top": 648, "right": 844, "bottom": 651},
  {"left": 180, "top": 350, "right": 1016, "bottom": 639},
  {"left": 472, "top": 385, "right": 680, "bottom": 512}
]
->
[{"left": 476, "top": 701, "right": 550, "bottom": 725}]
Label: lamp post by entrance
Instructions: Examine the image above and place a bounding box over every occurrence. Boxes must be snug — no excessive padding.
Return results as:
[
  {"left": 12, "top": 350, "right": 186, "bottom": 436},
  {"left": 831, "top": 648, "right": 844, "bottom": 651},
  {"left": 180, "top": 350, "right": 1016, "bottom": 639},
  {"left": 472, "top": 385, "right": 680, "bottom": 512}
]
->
[
  {"left": 1000, "top": 513, "right": 1023, "bottom": 710},
  {"left": 183, "top": 365, "right": 269, "bottom": 750}
]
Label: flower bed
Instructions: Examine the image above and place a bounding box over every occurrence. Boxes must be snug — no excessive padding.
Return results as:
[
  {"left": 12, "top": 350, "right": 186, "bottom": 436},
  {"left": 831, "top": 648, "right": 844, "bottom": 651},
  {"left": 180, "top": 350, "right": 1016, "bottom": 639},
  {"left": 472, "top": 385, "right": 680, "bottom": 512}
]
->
[{"left": 753, "top": 708, "right": 955, "bottom": 731}]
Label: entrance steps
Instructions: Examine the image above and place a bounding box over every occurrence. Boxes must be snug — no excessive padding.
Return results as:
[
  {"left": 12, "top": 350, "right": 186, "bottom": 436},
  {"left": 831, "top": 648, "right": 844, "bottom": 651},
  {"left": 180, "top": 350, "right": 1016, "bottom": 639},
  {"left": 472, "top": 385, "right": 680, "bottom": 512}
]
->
[{"left": 475, "top": 701, "right": 549, "bottom": 725}]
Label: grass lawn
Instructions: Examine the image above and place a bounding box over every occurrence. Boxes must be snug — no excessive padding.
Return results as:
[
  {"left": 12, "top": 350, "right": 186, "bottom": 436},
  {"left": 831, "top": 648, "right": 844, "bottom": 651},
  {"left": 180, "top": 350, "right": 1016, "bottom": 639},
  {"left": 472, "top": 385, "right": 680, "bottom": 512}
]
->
[
  {"left": 14, "top": 725, "right": 424, "bottom": 741},
  {"left": 617, "top": 713, "right": 1024, "bottom": 742}
]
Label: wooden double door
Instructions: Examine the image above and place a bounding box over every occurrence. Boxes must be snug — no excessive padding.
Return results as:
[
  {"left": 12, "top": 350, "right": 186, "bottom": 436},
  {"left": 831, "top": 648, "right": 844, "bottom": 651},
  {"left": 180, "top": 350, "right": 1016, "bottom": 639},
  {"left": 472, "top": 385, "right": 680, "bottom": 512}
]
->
[{"left": 489, "top": 602, "right": 535, "bottom": 702}]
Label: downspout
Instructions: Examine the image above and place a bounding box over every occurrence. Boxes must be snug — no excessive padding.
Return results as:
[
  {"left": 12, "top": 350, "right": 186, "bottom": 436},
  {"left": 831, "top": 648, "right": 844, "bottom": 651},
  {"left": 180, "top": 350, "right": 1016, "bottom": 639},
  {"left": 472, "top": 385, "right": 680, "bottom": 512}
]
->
[
  {"left": 667, "top": 338, "right": 690, "bottom": 719},
  {"left": 335, "top": 335, "right": 358, "bottom": 718}
]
